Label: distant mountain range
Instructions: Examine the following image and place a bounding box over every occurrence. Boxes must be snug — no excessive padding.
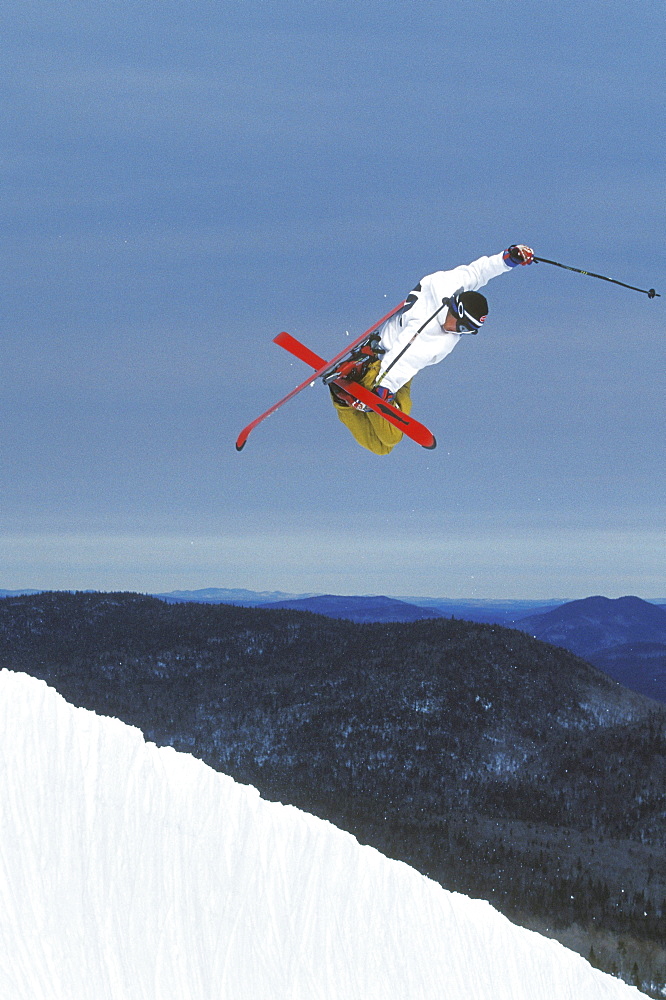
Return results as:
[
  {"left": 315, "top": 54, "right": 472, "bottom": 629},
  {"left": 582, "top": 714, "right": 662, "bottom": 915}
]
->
[
  {"left": 256, "top": 594, "right": 574, "bottom": 625},
  {"left": 260, "top": 594, "right": 447, "bottom": 622},
  {"left": 155, "top": 587, "right": 322, "bottom": 605},
  {"left": 515, "top": 595, "right": 666, "bottom": 704},
  {"left": 6, "top": 586, "right": 663, "bottom": 623},
  {"left": 517, "top": 595, "right": 666, "bottom": 656},
  {"left": 399, "top": 597, "right": 571, "bottom": 624},
  {"left": 151, "top": 590, "right": 666, "bottom": 704},
  {"left": 152, "top": 588, "right": 570, "bottom": 624},
  {"left": 150, "top": 586, "right": 666, "bottom": 616},
  {"left": 3, "top": 587, "right": 666, "bottom": 704}
]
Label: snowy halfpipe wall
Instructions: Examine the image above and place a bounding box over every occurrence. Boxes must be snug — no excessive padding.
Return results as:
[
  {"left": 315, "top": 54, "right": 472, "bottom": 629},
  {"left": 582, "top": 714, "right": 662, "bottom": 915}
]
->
[{"left": 0, "top": 670, "right": 641, "bottom": 999}]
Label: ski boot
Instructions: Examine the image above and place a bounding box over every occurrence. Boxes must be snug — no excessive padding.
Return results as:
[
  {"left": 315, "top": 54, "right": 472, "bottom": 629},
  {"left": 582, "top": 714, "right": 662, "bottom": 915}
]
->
[{"left": 322, "top": 333, "right": 384, "bottom": 388}]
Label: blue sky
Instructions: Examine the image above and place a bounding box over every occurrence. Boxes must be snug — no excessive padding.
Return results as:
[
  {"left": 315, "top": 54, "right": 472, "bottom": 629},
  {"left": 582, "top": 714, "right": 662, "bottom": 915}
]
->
[{"left": 1, "top": 0, "right": 664, "bottom": 597}]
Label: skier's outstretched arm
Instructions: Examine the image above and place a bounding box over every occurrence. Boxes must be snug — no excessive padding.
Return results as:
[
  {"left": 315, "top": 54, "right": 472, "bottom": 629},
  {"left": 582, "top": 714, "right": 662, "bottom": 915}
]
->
[{"left": 437, "top": 244, "right": 534, "bottom": 294}]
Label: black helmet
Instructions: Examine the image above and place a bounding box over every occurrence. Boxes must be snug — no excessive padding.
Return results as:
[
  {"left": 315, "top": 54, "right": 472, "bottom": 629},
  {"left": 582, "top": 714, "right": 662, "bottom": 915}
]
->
[{"left": 448, "top": 291, "right": 488, "bottom": 334}]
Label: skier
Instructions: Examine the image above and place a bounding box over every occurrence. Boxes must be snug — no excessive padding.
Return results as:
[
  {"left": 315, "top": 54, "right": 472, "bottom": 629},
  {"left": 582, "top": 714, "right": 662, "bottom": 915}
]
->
[
  {"left": 236, "top": 246, "right": 657, "bottom": 454},
  {"left": 327, "top": 244, "right": 534, "bottom": 455}
]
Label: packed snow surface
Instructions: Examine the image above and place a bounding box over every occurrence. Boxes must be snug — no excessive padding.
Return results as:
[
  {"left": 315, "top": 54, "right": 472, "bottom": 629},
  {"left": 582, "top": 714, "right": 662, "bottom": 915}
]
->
[{"left": 0, "top": 670, "right": 641, "bottom": 999}]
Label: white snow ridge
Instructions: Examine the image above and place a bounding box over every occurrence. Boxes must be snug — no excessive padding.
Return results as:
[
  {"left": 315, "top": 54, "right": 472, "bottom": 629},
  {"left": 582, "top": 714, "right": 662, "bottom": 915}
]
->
[{"left": 0, "top": 671, "right": 641, "bottom": 1000}]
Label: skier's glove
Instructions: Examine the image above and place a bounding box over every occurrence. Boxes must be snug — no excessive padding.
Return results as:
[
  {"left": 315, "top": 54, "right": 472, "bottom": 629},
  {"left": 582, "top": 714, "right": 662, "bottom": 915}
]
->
[
  {"left": 503, "top": 244, "right": 534, "bottom": 266},
  {"left": 351, "top": 385, "right": 396, "bottom": 412},
  {"left": 374, "top": 385, "right": 396, "bottom": 405}
]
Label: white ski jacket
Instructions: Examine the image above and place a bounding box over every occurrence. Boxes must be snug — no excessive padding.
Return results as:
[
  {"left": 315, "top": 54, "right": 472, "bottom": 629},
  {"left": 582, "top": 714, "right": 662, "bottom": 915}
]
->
[{"left": 376, "top": 252, "right": 512, "bottom": 393}]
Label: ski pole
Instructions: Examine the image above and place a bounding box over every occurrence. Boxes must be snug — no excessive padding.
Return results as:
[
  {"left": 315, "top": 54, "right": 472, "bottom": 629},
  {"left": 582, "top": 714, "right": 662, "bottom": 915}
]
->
[
  {"left": 533, "top": 256, "right": 660, "bottom": 298},
  {"left": 375, "top": 299, "right": 450, "bottom": 387}
]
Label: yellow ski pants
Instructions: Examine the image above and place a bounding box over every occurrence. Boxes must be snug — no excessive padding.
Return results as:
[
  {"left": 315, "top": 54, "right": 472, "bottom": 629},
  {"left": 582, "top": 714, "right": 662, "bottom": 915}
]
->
[{"left": 330, "top": 360, "right": 413, "bottom": 456}]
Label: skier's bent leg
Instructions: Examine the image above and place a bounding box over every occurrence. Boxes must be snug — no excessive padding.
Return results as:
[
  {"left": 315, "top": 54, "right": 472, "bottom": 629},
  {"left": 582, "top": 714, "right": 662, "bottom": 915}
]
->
[
  {"left": 333, "top": 404, "right": 396, "bottom": 455},
  {"left": 370, "top": 380, "right": 412, "bottom": 450},
  {"left": 329, "top": 366, "right": 413, "bottom": 456}
]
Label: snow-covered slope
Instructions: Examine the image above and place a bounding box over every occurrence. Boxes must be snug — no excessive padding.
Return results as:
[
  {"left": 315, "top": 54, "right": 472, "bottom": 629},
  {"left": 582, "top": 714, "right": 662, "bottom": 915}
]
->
[{"left": 0, "top": 671, "right": 640, "bottom": 1000}]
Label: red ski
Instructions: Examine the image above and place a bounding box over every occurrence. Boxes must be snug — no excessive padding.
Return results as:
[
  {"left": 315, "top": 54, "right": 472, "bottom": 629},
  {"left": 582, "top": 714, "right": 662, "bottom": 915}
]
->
[
  {"left": 235, "top": 303, "right": 403, "bottom": 451},
  {"left": 235, "top": 302, "right": 435, "bottom": 451},
  {"left": 274, "top": 332, "right": 436, "bottom": 449}
]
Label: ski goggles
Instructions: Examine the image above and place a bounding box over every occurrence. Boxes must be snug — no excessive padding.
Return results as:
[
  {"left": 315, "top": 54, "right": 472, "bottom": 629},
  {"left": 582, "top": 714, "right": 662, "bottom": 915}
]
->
[{"left": 447, "top": 294, "right": 486, "bottom": 334}]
